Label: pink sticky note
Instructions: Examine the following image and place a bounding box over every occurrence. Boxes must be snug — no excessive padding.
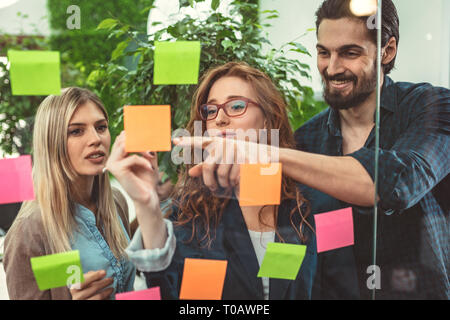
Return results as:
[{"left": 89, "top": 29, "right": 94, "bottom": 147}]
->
[
  {"left": 0, "top": 155, "right": 35, "bottom": 205},
  {"left": 115, "top": 287, "right": 161, "bottom": 300},
  {"left": 314, "top": 207, "right": 354, "bottom": 253}
]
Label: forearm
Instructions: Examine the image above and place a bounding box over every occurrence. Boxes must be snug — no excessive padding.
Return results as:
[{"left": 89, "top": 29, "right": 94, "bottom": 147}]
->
[
  {"left": 279, "top": 148, "right": 376, "bottom": 207},
  {"left": 134, "top": 199, "right": 167, "bottom": 250}
]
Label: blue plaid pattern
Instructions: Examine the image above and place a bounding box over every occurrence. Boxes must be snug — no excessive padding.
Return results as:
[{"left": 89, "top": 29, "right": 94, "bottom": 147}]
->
[{"left": 295, "top": 76, "right": 449, "bottom": 299}]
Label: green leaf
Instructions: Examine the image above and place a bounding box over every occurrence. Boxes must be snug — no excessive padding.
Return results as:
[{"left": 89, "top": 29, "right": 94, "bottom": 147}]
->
[
  {"left": 298, "top": 62, "right": 310, "bottom": 71},
  {"left": 211, "top": 0, "right": 220, "bottom": 11},
  {"left": 87, "top": 70, "right": 100, "bottom": 85},
  {"left": 259, "top": 37, "right": 272, "bottom": 45},
  {"left": 140, "top": 5, "right": 155, "bottom": 15},
  {"left": 221, "top": 39, "right": 233, "bottom": 51},
  {"left": 179, "top": 0, "right": 191, "bottom": 7},
  {"left": 290, "top": 78, "right": 302, "bottom": 90},
  {"left": 260, "top": 10, "right": 279, "bottom": 14},
  {"left": 111, "top": 40, "right": 129, "bottom": 61},
  {"left": 289, "top": 42, "right": 311, "bottom": 57},
  {"left": 97, "top": 18, "right": 118, "bottom": 30},
  {"left": 265, "top": 14, "right": 279, "bottom": 20}
]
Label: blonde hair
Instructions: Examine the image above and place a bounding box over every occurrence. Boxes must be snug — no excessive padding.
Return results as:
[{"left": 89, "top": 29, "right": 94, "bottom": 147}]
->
[{"left": 12, "top": 87, "right": 128, "bottom": 258}]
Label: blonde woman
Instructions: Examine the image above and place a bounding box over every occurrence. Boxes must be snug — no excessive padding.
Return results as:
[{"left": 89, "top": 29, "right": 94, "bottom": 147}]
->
[{"left": 4, "top": 88, "right": 135, "bottom": 300}]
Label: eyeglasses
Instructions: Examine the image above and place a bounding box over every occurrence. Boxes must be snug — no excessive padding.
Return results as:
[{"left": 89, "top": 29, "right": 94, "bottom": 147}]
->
[{"left": 198, "top": 98, "right": 261, "bottom": 121}]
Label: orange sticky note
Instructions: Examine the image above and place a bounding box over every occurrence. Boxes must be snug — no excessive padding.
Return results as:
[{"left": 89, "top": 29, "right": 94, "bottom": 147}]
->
[
  {"left": 124, "top": 105, "right": 171, "bottom": 152},
  {"left": 179, "top": 258, "right": 228, "bottom": 300},
  {"left": 239, "top": 163, "right": 282, "bottom": 206}
]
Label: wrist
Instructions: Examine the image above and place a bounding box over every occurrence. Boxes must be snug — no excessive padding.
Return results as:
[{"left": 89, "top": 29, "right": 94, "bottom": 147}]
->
[
  {"left": 134, "top": 192, "right": 162, "bottom": 221},
  {"left": 277, "top": 147, "right": 289, "bottom": 164},
  {"left": 138, "top": 213, "right": 167, "bottom": 250},
  {"left": 133, "top": 189, "right": 160, "bottom": 210}
]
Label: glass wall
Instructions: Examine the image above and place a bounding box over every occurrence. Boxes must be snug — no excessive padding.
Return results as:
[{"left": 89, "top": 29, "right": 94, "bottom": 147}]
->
[{"left": 0, "top": 0, "right": 448, "bottom": 303}]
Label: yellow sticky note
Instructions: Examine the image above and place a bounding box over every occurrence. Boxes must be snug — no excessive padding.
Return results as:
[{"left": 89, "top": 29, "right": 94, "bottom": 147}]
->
[
  {"left": 179, "top": 258, "right": 228, "bottom": 300},
  {"left": 124, "top": 105, "right": 172, "bottom": 152},
  {"left": 239, "top": 163, "right": 282, "bottom": 206}
]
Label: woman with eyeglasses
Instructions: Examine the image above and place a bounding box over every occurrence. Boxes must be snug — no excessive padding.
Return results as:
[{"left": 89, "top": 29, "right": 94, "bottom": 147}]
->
[{"left": 107, "top": 62, "right": 317, "bottom": 300}]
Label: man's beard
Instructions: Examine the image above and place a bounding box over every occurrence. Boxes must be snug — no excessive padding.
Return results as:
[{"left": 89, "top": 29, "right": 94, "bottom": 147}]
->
[{"left": 322, "top": 62, "right": 377, "bottom": 110}]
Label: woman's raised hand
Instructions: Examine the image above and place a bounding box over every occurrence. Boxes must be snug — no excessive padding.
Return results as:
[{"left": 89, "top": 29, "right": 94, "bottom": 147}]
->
[
  {"left": 105, "top": 131, "right": 160, "bottom": 208},
  {"left": 106, "top": 131, "right": 167, "bottom": 249}
]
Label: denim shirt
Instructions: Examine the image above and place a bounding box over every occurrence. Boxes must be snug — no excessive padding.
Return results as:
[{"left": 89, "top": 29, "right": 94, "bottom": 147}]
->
[{"left": 70, "top": 204, "right": 135, "bottom": 299}]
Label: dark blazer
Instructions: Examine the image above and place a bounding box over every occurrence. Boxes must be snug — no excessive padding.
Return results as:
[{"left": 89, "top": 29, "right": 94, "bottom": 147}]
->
[{"left": 143, "top": 198, "right": 317, "bottom": 300}]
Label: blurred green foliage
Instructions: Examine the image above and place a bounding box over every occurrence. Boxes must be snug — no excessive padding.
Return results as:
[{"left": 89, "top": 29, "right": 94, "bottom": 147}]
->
[
  {"left": 0, "top": 13, "right": 84, "bottom": 157},
  {"left": 1, "top": 0, "right": 327, "bottom": 173},
  {"left": 47, "top": 0, "right": 151, "bottom": 74},
  {"left": 89, "top": 0, "right": 327, "bottom": 182}
]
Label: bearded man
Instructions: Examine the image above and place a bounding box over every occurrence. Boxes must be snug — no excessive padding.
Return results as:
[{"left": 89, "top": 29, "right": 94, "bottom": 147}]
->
[
  {"left": 181, "top": 0, "right": 449, "bottom": 300},
  {"left": 293, "top": 0, "right": 449, "bottom": 299}
]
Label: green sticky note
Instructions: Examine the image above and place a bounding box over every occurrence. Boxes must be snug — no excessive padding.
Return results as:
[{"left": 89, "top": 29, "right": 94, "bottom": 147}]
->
[
  {"left": 30, "top": 250, "right": 84, "bottom": 291},
  {"left": 8, "top": 50, "right": 61, "bottom": 96},
  {"left": 257, "top": 242, "right": 306, "bottom": 280},
  {"left": 153, "top": 41, "right": 201, "bottom": 85}
]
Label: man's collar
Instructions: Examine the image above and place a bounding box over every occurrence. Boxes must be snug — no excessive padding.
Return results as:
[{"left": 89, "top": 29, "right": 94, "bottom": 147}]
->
[
  {"left": 380, "top": 75, "right": 397, "bottom": 113},
  {"left": 326, "top": 75, "right": 397, "bottom": 135},
  {"left": 327, "top": 108, "right": 341, "bottom": 137}
]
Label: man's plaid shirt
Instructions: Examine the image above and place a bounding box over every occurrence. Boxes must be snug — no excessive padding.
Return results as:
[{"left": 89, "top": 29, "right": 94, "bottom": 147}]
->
[{"left": 295, "top": 76, "right": 449, "bottom": 299}]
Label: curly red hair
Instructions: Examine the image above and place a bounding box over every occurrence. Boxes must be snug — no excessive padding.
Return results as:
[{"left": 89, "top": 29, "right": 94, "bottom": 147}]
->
[{"left": 172, "top": 62, "right": 312, "bottom": 247}]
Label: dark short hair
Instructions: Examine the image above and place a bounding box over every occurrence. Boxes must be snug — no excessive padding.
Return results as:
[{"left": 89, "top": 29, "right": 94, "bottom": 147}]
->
[{"left": 315, "top": 0, "right": 400, "bottom": 75}]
